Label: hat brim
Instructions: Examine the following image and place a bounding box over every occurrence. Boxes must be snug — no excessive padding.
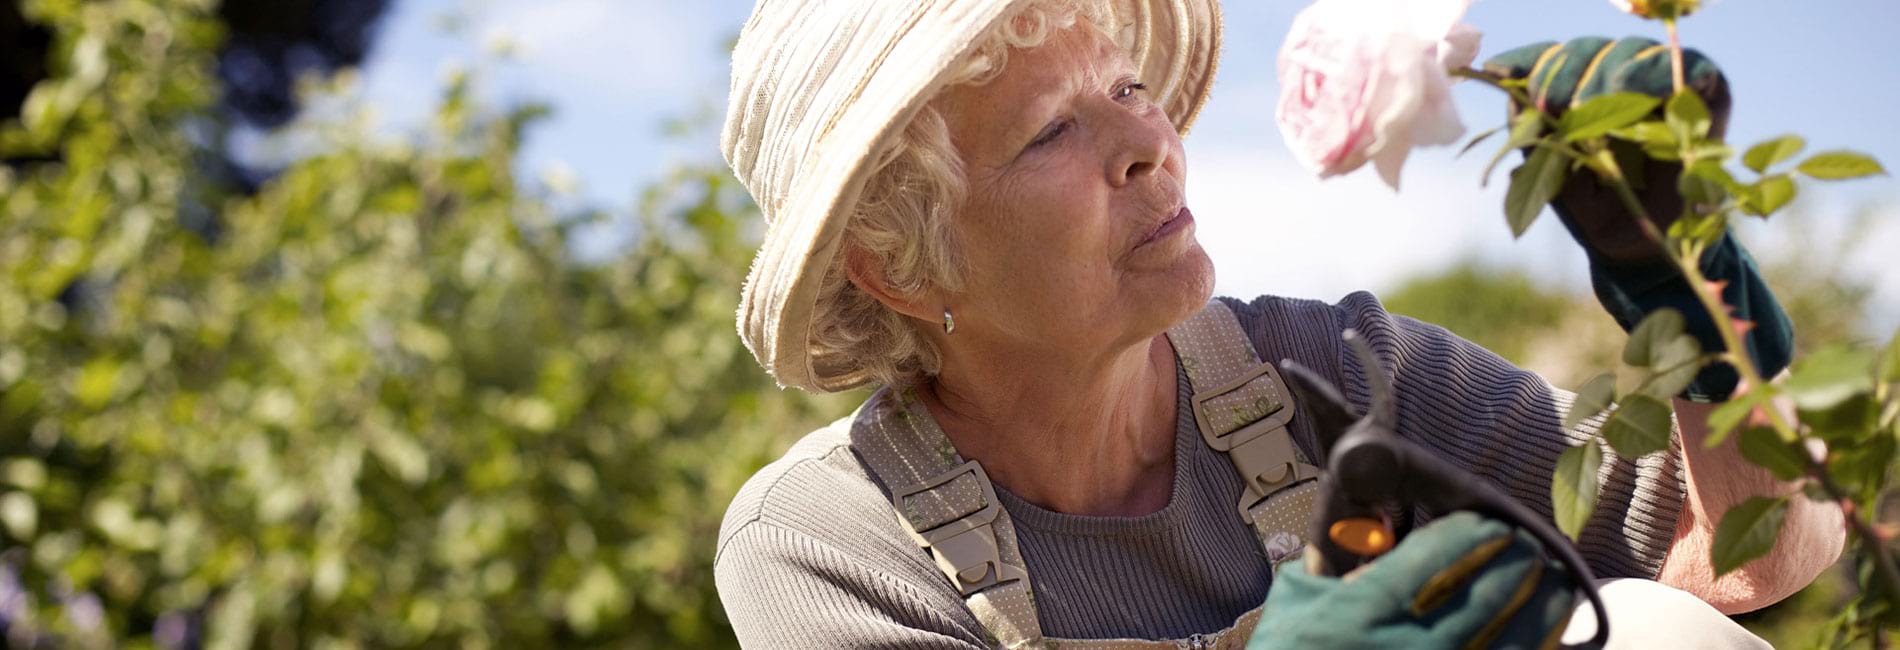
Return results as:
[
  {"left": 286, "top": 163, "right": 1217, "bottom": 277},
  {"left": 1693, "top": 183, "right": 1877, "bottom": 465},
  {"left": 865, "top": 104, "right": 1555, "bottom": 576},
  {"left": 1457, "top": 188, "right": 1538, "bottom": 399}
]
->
[{"left": 738, "top": 0, "right": 1223, "bottom": 393}]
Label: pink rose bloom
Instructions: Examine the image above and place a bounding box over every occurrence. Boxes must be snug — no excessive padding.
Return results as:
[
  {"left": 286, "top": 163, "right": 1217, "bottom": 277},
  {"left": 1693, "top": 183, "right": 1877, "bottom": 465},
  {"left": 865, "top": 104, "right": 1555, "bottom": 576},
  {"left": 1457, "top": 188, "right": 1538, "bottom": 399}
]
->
[{"left": 1276, "top": 0, "right": 1481, "bottom": 190}]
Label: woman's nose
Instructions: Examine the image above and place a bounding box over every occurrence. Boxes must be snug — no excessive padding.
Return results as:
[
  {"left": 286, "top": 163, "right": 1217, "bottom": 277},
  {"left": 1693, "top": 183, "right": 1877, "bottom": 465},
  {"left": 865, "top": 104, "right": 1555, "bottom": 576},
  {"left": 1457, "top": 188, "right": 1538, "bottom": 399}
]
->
[{"left": 1105, "top": 113, "right": 1171, "bottom": 187}]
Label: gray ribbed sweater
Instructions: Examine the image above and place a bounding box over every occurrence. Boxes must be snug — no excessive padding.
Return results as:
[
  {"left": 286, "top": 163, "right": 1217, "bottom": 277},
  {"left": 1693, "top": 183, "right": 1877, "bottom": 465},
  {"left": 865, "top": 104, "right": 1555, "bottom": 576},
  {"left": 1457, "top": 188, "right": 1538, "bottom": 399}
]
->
[{"left": 714, "top": 292, "right": 1684, "bottom": 648}]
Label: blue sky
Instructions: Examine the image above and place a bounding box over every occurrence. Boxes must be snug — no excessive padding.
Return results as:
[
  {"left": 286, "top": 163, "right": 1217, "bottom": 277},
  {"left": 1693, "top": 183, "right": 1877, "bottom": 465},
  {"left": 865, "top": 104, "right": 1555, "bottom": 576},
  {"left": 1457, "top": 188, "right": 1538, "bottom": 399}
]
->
[{"left": 348, "top": 0, "right": 1900, "bottom": 331}]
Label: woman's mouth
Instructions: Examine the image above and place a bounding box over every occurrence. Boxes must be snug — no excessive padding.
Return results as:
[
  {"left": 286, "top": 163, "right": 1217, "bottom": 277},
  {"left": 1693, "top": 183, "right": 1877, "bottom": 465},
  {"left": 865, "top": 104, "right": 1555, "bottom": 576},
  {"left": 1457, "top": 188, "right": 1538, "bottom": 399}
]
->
[{"left": 1137, "top": 207, "right": 1194, "bottom": 248}]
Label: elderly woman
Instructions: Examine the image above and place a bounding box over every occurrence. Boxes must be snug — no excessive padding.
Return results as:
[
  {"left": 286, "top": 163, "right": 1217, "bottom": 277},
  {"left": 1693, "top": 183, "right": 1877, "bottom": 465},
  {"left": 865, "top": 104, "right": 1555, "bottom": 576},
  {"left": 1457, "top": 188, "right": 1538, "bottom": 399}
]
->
[{"left": 714, "top": 0, "right": 1843, "bottom": 647}]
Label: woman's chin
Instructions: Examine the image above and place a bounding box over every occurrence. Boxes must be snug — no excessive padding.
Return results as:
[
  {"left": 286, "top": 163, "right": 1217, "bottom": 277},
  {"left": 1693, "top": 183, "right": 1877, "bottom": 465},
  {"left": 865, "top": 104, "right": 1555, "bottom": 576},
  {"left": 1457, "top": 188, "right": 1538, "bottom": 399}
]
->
[{"left": 1127, "top": 241, "right": 1216, "bottom": 330}]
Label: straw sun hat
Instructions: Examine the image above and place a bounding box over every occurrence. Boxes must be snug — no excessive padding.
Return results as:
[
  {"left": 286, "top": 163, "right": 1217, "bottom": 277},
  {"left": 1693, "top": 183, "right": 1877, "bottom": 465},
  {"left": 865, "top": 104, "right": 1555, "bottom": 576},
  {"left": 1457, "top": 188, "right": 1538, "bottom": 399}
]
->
[{"left": 722, "top": 0, "right": 1222, "bottom": 392}]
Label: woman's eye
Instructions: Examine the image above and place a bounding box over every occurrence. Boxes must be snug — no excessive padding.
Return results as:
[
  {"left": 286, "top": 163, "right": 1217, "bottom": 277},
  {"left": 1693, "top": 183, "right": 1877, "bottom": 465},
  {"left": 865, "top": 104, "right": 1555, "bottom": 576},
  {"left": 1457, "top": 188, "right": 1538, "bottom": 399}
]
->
[
  {"left": 1027, "top": 120, "right": 1068, "bottom": 150},
  {"left": 1116, "top": 81, "right": 1149, "bottom": 100}
]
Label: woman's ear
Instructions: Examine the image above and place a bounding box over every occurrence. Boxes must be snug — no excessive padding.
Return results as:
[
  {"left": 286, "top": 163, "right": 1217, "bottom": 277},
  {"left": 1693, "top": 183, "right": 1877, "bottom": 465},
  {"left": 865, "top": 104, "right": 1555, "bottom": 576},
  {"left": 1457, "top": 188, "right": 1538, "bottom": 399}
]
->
[{"left": 842, "top": 245, "right": 943, "bottom": 326}]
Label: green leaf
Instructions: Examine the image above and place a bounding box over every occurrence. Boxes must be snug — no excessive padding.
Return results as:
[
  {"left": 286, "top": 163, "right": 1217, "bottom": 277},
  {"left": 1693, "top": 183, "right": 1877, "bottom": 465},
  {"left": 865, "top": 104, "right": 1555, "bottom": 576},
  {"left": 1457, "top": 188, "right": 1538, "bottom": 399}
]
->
[
  {"left": 1782, "top": 346, "right": 1876, "bottom": 411},
  {"left": 1665, "top": 91, "right": 1712, "bottom": 142},
  {"left": 1504, "top": 145, "right": 1568, "bottom": 238},
  {"left": 1742, "top": 135, "right": 1805, "bottom": 173},
  {"left": 1740, "top": 174, "right": 1797, "bottom": 218},
  {"left": 1623, "top": 309, "right": 1686, "bottom": 368},
  {"left": 1802, "top": 393, "right": 1876, "bottom": 443},
  {"left": 1828, "top": 435, "right": 1896, "bottom": 503},
  {"left": 1704, "top": 391, "right": 1765, "bottom": 448},
  {"left": 1602, "top": 394, "right": 1674, "bottom": 457},
  {"left": 1737, "top": 426, "right": 1807, "bottom": 480},
  {"left": 1666, "top": 210, "right": 1724, "bottom": 246},
  {"left": 1559, "top": 92, "right": 1663, "bottom": 142},
  {"left": 1679, "top": 161, "right": 1733, "bottom": 206},
  {"left": 1640, "top": 336, "right": 1703, "bottom": 399},
  {"left": 1483, "top": 110, "right": 1547, "bottom": 186},
  {"left": 1797, "top": 151, "right": 1887, "bottom": 180},
  {"left": 1611, "top": 121, "right": 1682, "bottom": 161},
  {"left": 1653, "top": 332, "right": 1702, "bottom": 368},
  {"left": 1566, "top": 373, "right": 1617, "bottom": 431},
  {"left": 1458, "top": 125, "right": 1504, "bottom": 158},
  {"left": 1690, "top": 143, "right": 1736, "bottom": 164},
  {"left": 1643, "top": 141, "right": 1682, "bottom": 162},
  {"left": 1711, "top": 496, "right": 1788, "bottom": 576},
  {"left": 1551, "top": 438, "right": 1602, "bottom": 541},
  {"left": 1610, "top": 121, "right": 1677, "bottom": 148}
]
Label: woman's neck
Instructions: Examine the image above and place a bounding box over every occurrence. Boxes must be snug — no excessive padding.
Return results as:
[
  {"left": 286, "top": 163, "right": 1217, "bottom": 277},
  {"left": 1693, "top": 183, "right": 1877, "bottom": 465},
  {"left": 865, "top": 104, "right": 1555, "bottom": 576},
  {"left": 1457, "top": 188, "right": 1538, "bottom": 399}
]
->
[{"left": 921, "top": 334, "right": 1179, "bottom": 517}]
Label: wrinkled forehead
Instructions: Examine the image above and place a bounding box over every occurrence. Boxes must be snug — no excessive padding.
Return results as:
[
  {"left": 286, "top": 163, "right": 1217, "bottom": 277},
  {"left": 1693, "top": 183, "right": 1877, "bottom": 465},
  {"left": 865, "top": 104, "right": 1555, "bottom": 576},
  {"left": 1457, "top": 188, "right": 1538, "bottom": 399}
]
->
[{"left": 934, "top": 24, "right": 1133, "bottom": 141}]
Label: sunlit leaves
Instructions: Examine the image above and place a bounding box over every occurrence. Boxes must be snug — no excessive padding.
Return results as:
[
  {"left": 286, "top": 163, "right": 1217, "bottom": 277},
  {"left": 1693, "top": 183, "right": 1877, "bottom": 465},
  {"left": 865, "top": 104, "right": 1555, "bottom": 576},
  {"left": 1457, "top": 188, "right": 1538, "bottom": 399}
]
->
[
  {"left": 1625, "top": 310, "right": 1681, "bottom": 366},
  {"left": 1737, "top": 426, "right": 1807, "bottom": 481},
  {"left": 1678, "top": 160, "right": 1733, "bottom": 207},
  {"left": 1805, "top": 394, "right": 1879, "bottom": 444},
  {"left": 1505, "top": 144, "right": 1568, "bottom": 238},
  {"left": 1797, "top": 151, "right": 1888, "bottom": 180},
  {"left": 0, "top": 1, "right": 841, "bottom": 645},
  {"left": 1703, "top": 391, "right": 1764, "bottom": 448},
  {"left": 1711, "top": 496, "right": 1788, "bottom": 576},
  {"left": 1552, "top": 438, "right": 1603, "bottom": 541},
  {"left": 1830, "top": 436, "right": 1897, "bottom": 504},
  {"left": 1742, "top": 135, "right": 1805, "bottom": 174},
  {"left": 1559, "top": 92, "right": 1662, "bottom": 142},
  {"left": 1602, "top": 394, "right": 1674, "bottom": 457},
  {"left": 1665, "top": 90, "right": 1712, "bottom": 143},
  {"left": 1483, "top": 109, "right": 1547, "bottom": 186},
  {"left": 1611, "top": 121, "right": 1679, "bottom": 161},
  {"left": 1623, "top": 309, "right": 1703, "bottom": 387},
  {"left": 1468, "top": 29, "right": 1900, "bottom": 641},
  {"left": 1738, "top": 174, "right": 1797, "bottom": 218},
  {"left": 1783, "top": 346, "right": 1877, "bottom": 411},
  {"left": 1566, "top": 373, "right": 1616, "bottom": 432}
]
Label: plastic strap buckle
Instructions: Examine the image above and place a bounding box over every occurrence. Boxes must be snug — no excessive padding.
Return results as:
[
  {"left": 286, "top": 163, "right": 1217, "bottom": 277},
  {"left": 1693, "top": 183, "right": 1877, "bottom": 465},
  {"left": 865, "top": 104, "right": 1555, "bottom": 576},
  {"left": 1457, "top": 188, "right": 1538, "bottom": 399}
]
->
[
  {"left": 1191, "top": 363, "right": 1321, "bottom": 523},
  {"left": 892, "top": 461, "right": 1027, "bottom": 596}
]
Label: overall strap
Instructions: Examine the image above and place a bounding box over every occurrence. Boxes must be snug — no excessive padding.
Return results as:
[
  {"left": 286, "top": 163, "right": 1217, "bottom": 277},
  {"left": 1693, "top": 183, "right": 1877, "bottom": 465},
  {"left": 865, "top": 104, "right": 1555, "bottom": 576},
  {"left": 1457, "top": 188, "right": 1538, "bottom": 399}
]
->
[
  {"left": 850, "top": 389, "right": 1046, "bottom": 649},
  {"left": 846, "top": 300, "right": 1322, "bottom": 649},
  {"left": 1165, "top": 300, "right": 1322, "bottom": 566}
]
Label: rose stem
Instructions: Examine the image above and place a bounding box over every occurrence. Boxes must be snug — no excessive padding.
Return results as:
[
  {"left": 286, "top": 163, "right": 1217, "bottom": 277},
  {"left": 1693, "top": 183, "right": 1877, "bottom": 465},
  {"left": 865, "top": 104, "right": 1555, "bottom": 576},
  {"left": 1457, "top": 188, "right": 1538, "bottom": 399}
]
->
[{"left": 1664, "top": 17, "right": 1687, "bottom": 94}]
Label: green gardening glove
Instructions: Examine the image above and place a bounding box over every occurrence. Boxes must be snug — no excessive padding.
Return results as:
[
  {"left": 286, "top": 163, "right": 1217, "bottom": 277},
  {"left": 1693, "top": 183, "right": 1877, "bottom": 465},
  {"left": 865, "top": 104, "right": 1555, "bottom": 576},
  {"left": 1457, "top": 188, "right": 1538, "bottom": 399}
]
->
[
  {"left": 1248, "top": 512, "right": 1578, "bottom": 650},
  {"left": 1484, "top": 36, "right": 1731, "bottom": 263},
  {"left": 1484, "top": 37, "right": 1791, "bottom": 402}
]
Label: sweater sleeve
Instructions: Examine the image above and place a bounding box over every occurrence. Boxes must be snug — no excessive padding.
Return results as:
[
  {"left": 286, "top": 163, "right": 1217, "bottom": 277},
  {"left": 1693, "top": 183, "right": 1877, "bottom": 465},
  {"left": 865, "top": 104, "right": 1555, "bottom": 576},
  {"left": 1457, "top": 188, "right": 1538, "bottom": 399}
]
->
[
  {"left": 1331, "top": 291, "right": 1685, "bottom": 580},
  {"left": 716, "top": 519, "right": 989, "bottom": 649}
]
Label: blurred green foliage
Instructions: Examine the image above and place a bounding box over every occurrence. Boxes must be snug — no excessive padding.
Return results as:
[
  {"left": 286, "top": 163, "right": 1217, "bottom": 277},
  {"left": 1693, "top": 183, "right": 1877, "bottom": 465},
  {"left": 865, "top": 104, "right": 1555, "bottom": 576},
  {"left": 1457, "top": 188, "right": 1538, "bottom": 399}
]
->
[
  {"left": 0, "top": 0, "right": 846, "bottom": 646},
  {"left": 1382, "top": 262, "right": 1574, "bottom": 364},
  {"left": 3, "top": 0, "right": 1889, "bottom": 647}
]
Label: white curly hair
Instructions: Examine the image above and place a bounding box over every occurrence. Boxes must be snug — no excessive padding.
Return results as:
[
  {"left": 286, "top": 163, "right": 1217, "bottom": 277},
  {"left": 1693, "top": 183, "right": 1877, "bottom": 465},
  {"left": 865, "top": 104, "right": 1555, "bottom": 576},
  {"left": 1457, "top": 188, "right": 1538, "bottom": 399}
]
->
[{"left": 808, "top": 0, "right": 1116, "bottom": 388}]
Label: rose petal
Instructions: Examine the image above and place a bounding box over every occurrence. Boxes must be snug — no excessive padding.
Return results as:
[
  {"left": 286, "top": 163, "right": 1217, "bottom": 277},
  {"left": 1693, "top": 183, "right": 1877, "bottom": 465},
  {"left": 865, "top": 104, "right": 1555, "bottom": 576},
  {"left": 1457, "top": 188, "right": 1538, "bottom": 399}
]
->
[
  {"left": 1274, "top": 0, "right": 1479, "bottom": 187},
  {"left": 1440, "top": 23, "right": 1482, "bottom": 70}
]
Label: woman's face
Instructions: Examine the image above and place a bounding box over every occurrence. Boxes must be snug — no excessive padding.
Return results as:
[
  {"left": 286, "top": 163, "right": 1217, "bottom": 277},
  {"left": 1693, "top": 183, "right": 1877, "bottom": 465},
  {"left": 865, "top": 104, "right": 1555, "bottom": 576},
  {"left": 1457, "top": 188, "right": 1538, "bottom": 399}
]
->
[{"left": 933, "top": 23, "right": 1213, "bottom": 358}]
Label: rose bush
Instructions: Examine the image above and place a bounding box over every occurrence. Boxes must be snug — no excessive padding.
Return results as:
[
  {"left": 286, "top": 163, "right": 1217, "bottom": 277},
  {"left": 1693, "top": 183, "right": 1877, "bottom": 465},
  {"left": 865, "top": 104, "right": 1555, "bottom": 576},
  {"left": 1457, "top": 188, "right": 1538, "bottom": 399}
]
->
[
  {"left": 1275, "top": 0, "right": 1480, "bottom": 190},
  {"left": 1278, "top": 1, "right": 1896, "bottom": 645}
]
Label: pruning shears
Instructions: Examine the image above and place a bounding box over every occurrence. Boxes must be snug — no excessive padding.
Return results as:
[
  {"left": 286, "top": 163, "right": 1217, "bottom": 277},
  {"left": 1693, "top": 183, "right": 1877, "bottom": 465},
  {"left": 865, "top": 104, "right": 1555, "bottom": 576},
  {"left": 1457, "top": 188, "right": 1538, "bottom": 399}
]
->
[{"left": 1277, "top": 330, "right": 1612, "bottom": 649}]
